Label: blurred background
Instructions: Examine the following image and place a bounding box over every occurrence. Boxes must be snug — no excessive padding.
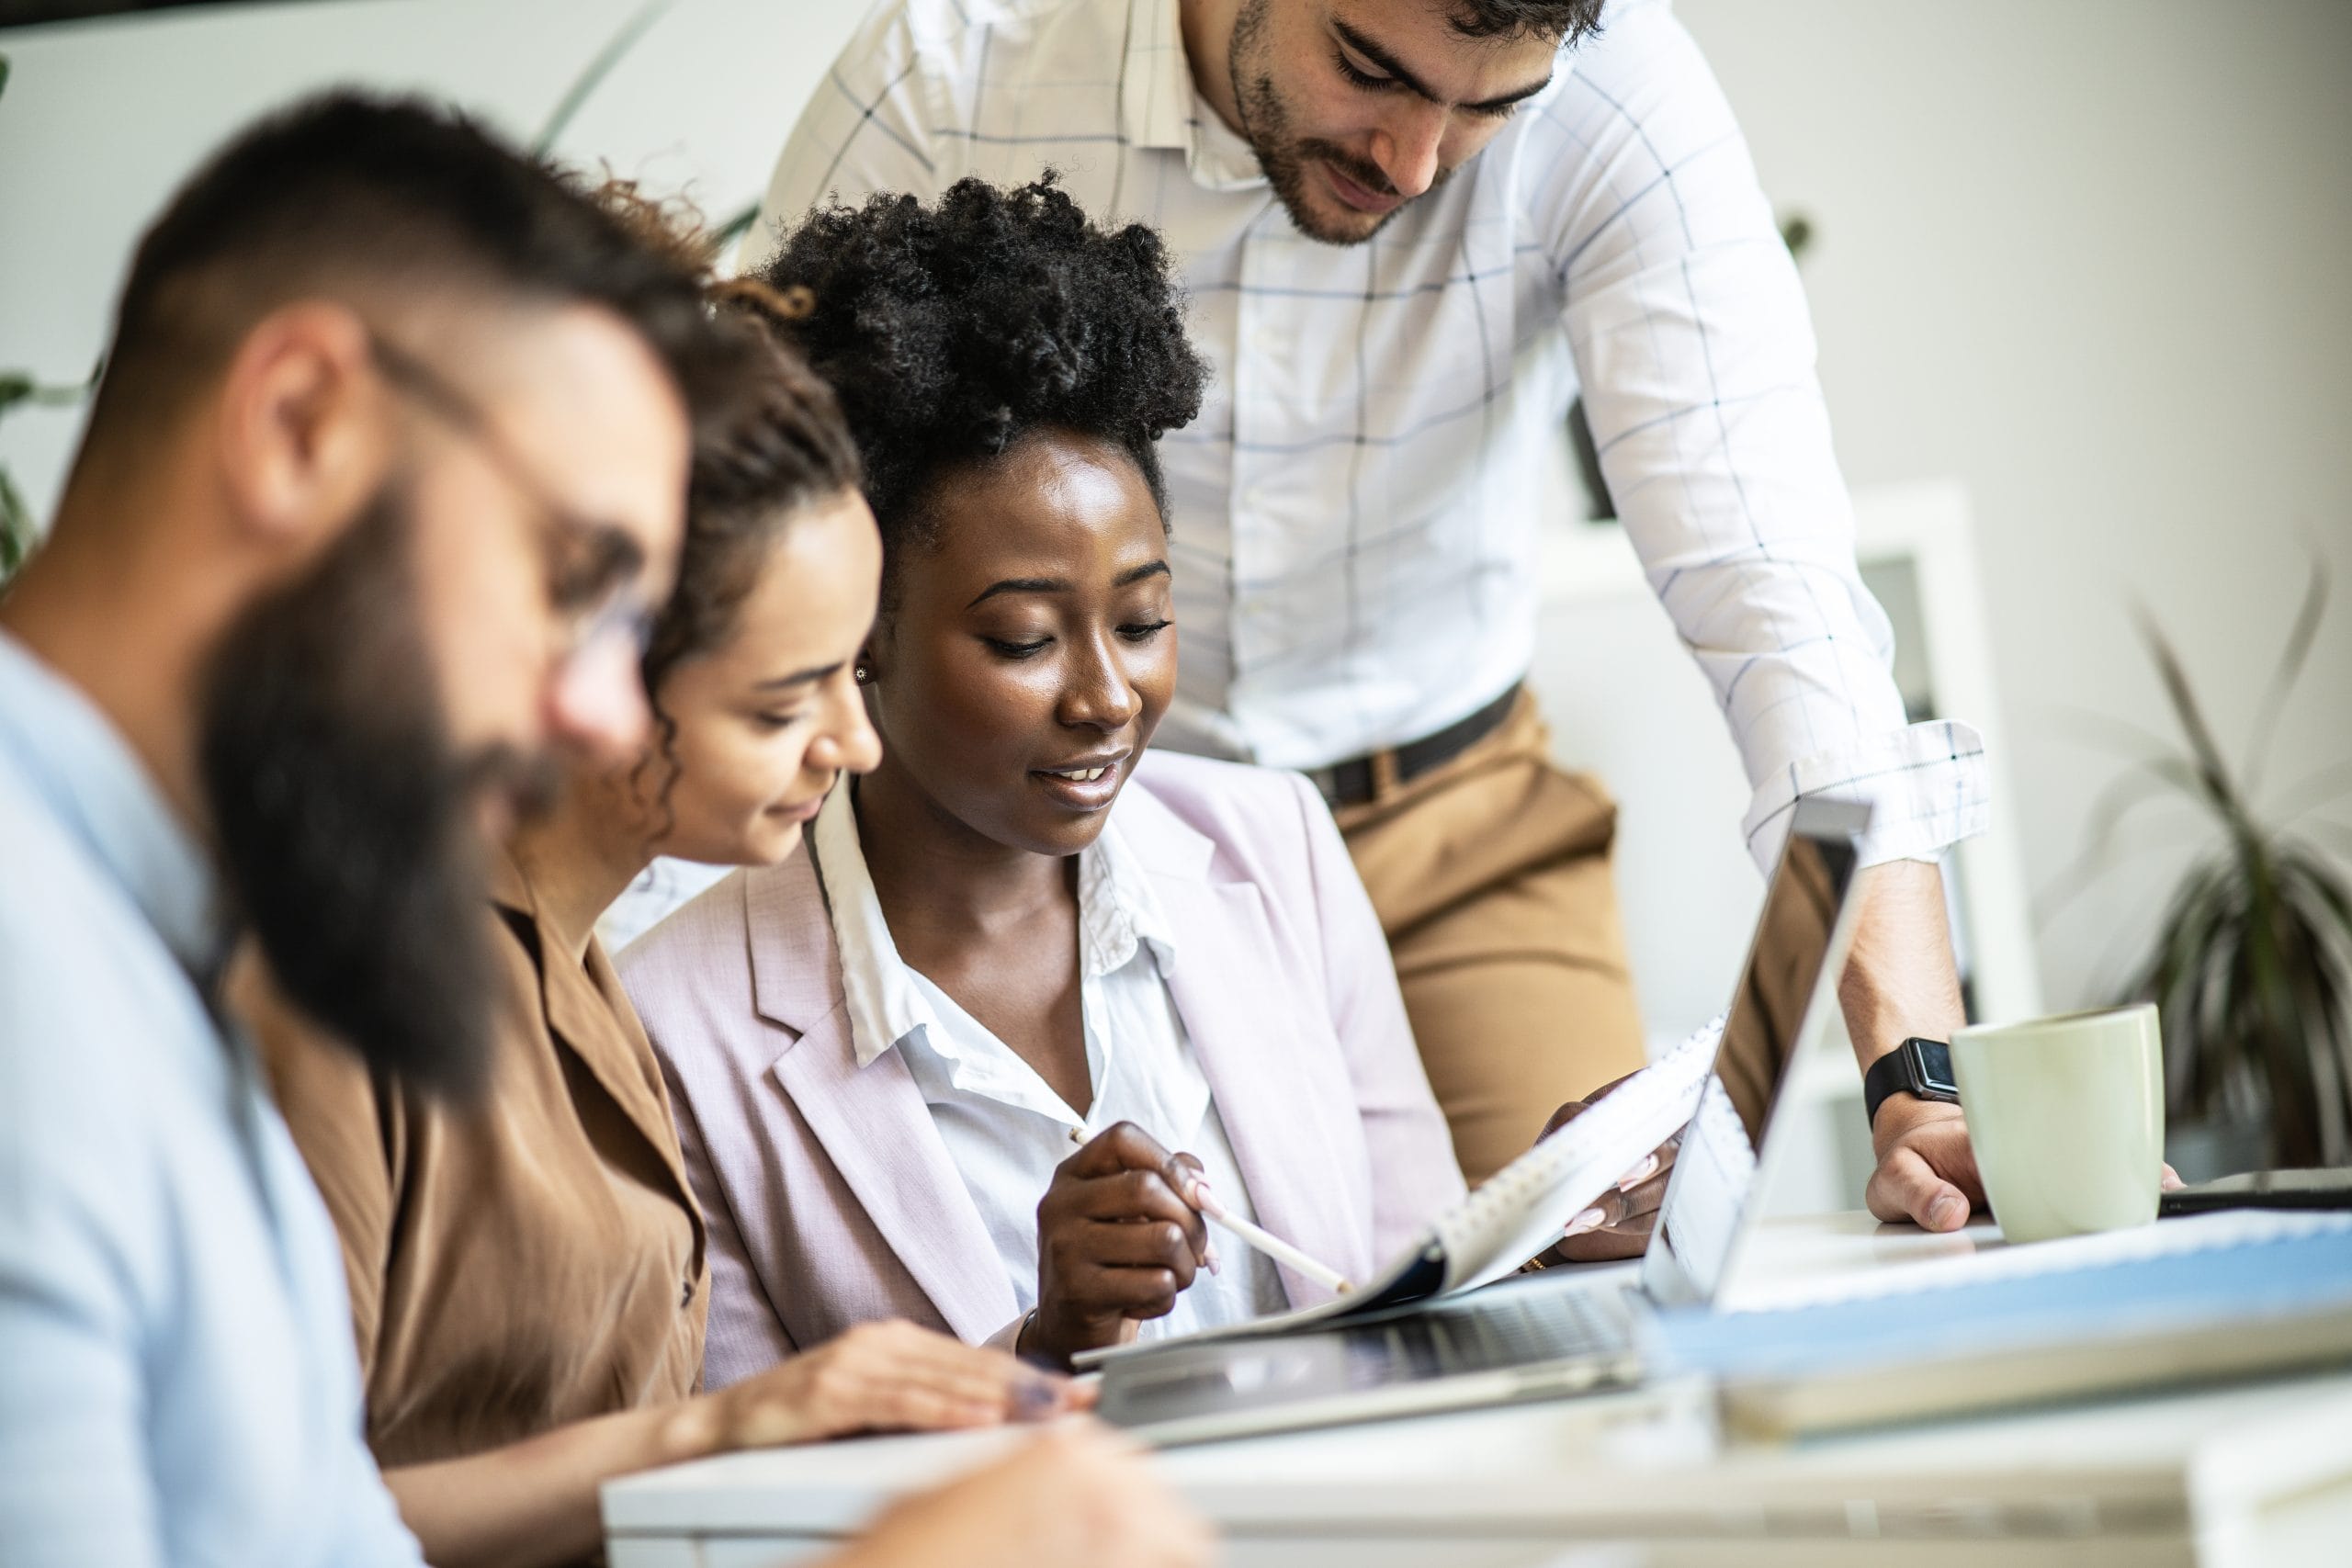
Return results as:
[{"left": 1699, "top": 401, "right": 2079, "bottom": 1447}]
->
[{"left": 4, "top": 0, "right": 2347, "bottom": 1196}]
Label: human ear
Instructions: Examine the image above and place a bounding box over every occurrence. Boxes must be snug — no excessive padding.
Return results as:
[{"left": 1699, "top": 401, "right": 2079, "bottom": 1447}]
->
[
  {"left": 854, "top": 628, "right": 887, "bottom": 687},
  {"left": 211, "top": 301, "right": 391, "bottom": 557}
]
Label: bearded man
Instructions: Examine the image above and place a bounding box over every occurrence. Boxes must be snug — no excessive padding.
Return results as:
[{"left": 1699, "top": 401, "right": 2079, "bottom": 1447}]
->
[
  {"left": 0, "top": 92, "right": 738, "bottom": 1564},
  {"left": 756, "top": 0, "right": 1993, "bottom": 1229}
]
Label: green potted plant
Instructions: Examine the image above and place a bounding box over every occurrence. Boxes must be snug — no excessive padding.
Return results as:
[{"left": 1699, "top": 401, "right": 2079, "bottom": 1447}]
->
[{"left": 2046, "top": 560, "right": 2352, "bottom": 1177}]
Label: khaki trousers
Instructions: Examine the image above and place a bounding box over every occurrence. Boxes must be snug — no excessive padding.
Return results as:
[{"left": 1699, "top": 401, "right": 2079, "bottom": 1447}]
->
[{"left": 1332, "top": 693, "right": 1647, "bottom": 1185}]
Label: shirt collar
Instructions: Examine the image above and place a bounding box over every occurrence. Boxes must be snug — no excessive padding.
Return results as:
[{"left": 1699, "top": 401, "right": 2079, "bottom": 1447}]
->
[
  {"left": 1078, "top": 807, "right": 1179, "bottom": 978},
  {"left": 811, "top": 778, "right": 942, "bottom": 1070},
  {"left": 1122, "top": 0, "right": 1268, "bottom": 192},
  {"left": 0, "top": 629, "right": 228, "bottom": 985},
  {"left": 810, "top": 777, "right": 1178, "bottom": 1070}
]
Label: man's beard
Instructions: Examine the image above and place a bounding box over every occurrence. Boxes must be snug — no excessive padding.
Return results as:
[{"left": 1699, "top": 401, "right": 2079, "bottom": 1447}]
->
[
  {"left": 199, "top": 479, "right": 556, "bottom": 1102},
  {"left": 1229, "top": 0, "right": 1455, "bottom": 246}
]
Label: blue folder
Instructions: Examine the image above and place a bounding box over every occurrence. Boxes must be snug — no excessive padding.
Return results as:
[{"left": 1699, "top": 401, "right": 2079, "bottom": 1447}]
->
[{"left": 1653, "top": 1220, "right": 2352, "bottom": 1383}]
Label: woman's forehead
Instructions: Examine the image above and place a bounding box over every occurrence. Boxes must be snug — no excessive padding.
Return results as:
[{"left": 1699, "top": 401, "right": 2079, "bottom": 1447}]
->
[{"left": 922, "top": 434, "right": 1162, "bottom": 575}]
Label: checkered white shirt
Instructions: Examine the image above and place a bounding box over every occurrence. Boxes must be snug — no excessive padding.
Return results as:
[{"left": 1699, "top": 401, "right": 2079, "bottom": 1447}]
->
[{"left": 755, "top": 0, "right": 1987, "bottom": 870}]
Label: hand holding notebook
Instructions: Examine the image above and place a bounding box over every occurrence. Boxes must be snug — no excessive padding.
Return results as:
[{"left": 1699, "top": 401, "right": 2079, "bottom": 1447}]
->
[{"left": 1079, "top": 1019, "right": 1724, "bottom": 1366}]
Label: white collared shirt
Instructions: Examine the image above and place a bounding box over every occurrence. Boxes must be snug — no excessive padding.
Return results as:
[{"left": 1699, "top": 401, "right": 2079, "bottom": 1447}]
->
[
  {"left": 810, "top": 783, "right": 1287, "bottom": 1342},
  {"left": 758, "top": 0, "right": 1989, "bottom": 872}
]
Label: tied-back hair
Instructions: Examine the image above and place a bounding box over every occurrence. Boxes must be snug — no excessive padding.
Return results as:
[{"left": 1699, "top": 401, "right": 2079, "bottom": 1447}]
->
[
  {"left": 588, "top": 180, "right": 862, "bottom": 699},
  {"left": 584, "top": 182, "right": 864, "bottom": 851}
]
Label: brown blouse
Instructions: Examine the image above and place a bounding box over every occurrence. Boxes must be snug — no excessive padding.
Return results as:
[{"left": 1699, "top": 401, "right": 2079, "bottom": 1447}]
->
[{"left": 253, "top": 853, "right": 708, "bottom": 1467}]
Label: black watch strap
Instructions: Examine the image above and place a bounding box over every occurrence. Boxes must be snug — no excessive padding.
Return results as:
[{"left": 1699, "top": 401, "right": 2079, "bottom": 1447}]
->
[{"left": 1864, "top": 1036, "right": 1962, "bottom": 1128}]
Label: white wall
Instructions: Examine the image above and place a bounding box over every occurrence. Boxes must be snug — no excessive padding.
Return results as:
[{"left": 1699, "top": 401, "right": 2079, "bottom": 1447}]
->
[
  {"left": 1674, "top": 0, "right": 2352, "bottom": 1014},
  {"left": 0, "top": 0, "right": 859, "bottom": 522},
  {"left": 5, "top": 0, "right": 2347, "bottom": 1025}
]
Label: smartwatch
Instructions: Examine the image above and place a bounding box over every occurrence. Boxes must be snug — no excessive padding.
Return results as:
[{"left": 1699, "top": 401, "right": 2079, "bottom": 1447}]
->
[{"left": 1863, "top": 1036, "right": 1961, "bottom": 1129}]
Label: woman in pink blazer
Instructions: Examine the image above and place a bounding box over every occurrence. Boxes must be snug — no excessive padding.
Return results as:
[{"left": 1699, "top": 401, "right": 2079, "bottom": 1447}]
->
[{"left": 622, "top": 178, "right": 1465, "bottom": 1381}]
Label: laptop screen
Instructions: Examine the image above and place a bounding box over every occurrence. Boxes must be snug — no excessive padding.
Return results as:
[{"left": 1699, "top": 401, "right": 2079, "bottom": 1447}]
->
[{"left": 1639, "top": 797, "right": 1870, "bottom": 1308}]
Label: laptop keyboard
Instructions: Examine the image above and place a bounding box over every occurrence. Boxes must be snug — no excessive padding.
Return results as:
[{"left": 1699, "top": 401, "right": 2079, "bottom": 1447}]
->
[{"left": 1343, "top": 1282, "right": 1634, "bottom": 1387}]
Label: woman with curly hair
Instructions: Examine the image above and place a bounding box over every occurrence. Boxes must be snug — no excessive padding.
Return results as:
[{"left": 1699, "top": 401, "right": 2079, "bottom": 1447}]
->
[
  {"left": 623, "top": 176, "right": 1466, "bottom": 1376},
  {"left": 237, "top": 192, "right": 1201, "bottom": 1568}
]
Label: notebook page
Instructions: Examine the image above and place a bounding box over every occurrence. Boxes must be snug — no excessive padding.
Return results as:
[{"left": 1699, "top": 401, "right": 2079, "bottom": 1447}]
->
[
  {"left": 1436, "top": 1020, "right": 1721, "bottom": 1295},
  {"left": 1074, "top": 1021, "right": 1723, "bottom": 1365}
]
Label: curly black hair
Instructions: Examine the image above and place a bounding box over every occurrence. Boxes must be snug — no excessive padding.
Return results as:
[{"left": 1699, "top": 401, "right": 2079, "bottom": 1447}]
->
[{"left": 752, "top": 175, "right": 1206, "bottom": 595}]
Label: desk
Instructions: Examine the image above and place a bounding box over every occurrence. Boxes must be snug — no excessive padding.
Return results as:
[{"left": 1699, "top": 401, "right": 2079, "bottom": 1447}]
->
[{"left": 604, "top": 1214, "right": 2352, "bottom": 1568}]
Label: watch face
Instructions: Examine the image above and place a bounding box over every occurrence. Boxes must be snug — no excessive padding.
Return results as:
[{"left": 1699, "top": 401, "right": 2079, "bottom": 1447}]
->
[{"left": 1910, "top": 1038, "right": 1960, "bottom": 1097}]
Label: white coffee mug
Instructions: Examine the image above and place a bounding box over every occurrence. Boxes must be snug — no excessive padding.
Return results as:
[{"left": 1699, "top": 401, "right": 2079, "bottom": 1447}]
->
[{"left": 1949, "top": 1003, "right": 2165, "bottom": 1244}]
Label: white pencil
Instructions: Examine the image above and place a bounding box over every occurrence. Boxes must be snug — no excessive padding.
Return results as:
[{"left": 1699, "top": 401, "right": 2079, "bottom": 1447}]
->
[{"left": 1193, "top": 1187, "right": 1353, "bottom": 1294}]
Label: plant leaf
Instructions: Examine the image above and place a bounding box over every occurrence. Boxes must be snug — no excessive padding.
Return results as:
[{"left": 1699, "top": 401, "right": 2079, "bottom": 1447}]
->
[
  {"left": 2299, "top": 945, "right": 2352, "bottom": 1163},
  {"left": 2284, "top": 849, "right": 2352, "bottom": 950},
  {"left": 1, "top": 465, "right": 34, "bottom": 580},
  {"left": 2244, "top": 551, "right": 2328, "bottom": 801},
  {"left": 711, "top": 200, "right": 762, "bottom": 260},
  {"left": 2041, "top": 703, "right": 2186, "bottom": 767},
  {"left": 2131, "top": 857, "right": 2235, "bottom": 1116},
  {"left": 2274, "top": 759, "right": 2352, "bottom": 827},
  {"left": 28, "top": 378, "right": 91, "bottom": 409},
  {"left": 2034, "top": 761, "right": 2210, "bottom": 929},
  {"left": 2278, "top": 899, "right": 2352, "bottom": 1161},
  {"left": 2242, "top": 840, "right": 2331, "bottom": 1164},
  {"left": 1, "top": 362, "right": 100, "bottom": 423},
  {"left": 535, "top": 0, "right": 672, "bottom": 156},
  {"left": 2132, "top": 604, "right": 2242, "bottom": 823}
]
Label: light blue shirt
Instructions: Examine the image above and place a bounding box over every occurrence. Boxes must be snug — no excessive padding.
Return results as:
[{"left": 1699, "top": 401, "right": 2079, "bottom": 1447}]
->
[{"left": 0, "top": 630, "right": 420, "bottom": 1567}]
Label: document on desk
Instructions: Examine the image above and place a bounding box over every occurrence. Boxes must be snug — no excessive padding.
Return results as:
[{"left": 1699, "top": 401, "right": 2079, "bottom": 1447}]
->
[
  {"left": 1660, "top": 1210, "right": 2352, "bottom": 1438},
  {"left": 1731, "top": 1206, "right": 2352, "bottom": 1312},
  {"left": 1077, "top": 1021, "right": 1721, "bottom": 1367}
]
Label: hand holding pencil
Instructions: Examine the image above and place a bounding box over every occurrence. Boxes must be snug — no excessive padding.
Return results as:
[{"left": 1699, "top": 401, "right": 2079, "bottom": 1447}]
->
[
  {"left": 1023, "top": 1122, "right": 1216, "bottom": 1370},
  {"left": 1022, "top": 1122, "right": 1355, "bottom": 1371}
]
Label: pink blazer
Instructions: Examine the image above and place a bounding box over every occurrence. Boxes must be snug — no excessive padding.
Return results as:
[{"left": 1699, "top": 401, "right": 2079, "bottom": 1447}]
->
[{"left": 619, "top": 750, "right": 1465, "bottom": 1388}]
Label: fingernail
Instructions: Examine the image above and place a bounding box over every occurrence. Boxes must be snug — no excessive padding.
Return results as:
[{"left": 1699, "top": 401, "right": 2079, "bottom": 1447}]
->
[
  {"left": 1561, "top": 1206, "right": 1608, "bottom": 1239},
  {"left": 1190, "top": 1178, "right": 1214, "bottom": 1205},
  {"left": 1204, "top": 1243, "right": 1221, "bottom": 1276},
  {"left": 1616, "top": 1154, "right": 1658, "bottom": 1192},
  {"left": 1928, "top": 1194, "right": 1966, "bottom": 1230}
]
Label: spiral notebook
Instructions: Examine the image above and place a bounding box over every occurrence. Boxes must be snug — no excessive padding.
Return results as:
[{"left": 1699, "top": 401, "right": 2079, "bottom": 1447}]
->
[{"left": 1077, "top": 1021, "right": 1719, "bottom": 1365}]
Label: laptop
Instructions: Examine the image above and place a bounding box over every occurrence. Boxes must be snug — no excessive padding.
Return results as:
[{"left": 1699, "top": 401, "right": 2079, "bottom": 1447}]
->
[{"left": 1093, "top": 796, "right": 1872, "bottom": 1445}]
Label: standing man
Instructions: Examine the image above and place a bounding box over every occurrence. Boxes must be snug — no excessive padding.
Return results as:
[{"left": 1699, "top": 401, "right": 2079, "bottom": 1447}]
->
[{"left": 758, "top": 0, "right": 1990, "bottom": 1220}]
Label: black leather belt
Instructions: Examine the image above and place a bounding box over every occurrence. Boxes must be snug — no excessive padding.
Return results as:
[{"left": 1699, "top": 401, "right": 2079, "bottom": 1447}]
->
[{"left": 1306, "top": 682, "right": 1521, "bottom": 808}]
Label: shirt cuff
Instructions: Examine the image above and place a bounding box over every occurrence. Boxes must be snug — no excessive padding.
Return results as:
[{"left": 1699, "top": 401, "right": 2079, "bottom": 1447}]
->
[
  {"left": 984, "top": 1313, "right": 1030, "bottom": 1356},
  {"left": 1740, "top": 720, "right": 1989, "bottom": 874}
]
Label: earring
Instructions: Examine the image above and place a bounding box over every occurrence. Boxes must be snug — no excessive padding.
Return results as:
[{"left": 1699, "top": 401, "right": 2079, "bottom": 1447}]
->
[{"left": 854, "top": 664, "right": 871, "bottom": 684}]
